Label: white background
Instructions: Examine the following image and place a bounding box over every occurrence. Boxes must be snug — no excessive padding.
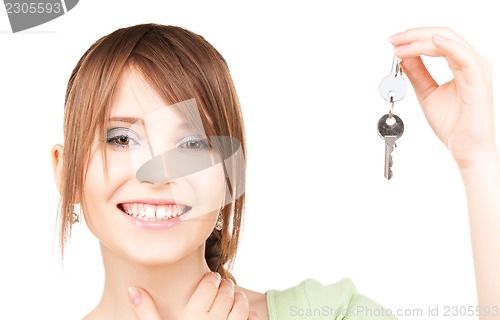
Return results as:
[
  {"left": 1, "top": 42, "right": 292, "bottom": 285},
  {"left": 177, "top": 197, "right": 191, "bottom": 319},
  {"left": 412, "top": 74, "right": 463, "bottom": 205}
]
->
[{"left": 1, "top": 1, "right": 499, "bottom": 319}]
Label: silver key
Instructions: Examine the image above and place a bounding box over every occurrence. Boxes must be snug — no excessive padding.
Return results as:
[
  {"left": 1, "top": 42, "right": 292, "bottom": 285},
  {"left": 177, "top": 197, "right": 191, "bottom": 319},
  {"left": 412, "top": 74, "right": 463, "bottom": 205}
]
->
[
  {"left": 377, "top": 114, "right": 404, "bottom": 179},
  {"left": 379, "top": 56, "right": 407, "bottom": 102}
]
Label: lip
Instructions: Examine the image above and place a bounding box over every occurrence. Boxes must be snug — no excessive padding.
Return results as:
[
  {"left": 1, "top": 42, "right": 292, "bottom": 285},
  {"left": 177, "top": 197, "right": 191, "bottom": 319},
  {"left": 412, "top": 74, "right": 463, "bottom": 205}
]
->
[{"left": 117, "top": 198, "right": 191, "bottom": 230}]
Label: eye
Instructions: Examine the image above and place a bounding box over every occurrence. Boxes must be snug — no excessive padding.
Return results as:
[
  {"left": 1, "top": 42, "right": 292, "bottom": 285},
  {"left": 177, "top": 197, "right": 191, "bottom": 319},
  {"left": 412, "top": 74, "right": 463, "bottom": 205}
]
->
[
  {"left": 106, "top": 128, "right": 141, "bottom": 149},
  {"left": 177, "top": 135, "right": 210, "bottom": 151}
]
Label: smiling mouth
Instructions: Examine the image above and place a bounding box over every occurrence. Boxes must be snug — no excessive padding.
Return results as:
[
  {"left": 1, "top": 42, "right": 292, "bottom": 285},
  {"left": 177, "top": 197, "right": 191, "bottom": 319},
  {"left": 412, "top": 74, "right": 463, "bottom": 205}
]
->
[{"left": 118, "top": 203, "right": 191, "bottom": 222}]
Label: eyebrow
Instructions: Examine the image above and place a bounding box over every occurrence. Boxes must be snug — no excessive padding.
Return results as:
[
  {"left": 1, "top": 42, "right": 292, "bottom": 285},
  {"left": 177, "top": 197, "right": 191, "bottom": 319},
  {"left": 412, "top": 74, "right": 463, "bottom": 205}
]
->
[
  {"left": 108, "top": 117, "right": 145, "bottom": 126},
  {"left": 108, "top": 117, "right": 192, "bottom": 129}
]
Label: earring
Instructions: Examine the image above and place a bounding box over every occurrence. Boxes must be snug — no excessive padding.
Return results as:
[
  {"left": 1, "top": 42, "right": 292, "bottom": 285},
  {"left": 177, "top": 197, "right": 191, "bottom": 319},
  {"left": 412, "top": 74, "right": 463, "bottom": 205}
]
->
[
  {"left": 71, "top": 204, "right": 80, "bottom": 224},
  {"left": 71, "top": 211, "right": 80, "bottom": 224},
  {"left": 215, "top": 209, "right": 223, "bottom": 231}
]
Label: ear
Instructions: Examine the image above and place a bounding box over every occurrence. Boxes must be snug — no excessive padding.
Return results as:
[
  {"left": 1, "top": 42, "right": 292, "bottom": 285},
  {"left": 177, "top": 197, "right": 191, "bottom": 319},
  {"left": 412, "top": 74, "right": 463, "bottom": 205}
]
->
[
  {"left": 51, "top": 144, "right": 81, "bottom": 204},
  {"left": 51, "top": 144, "right": 64, "bottom": 193}
]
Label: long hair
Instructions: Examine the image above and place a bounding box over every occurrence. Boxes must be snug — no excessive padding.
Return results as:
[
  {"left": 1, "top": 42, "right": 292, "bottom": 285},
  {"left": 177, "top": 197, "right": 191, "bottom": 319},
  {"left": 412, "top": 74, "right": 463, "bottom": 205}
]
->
[{"left": 58, "top": 23, "right": 246, "bottom": 281}]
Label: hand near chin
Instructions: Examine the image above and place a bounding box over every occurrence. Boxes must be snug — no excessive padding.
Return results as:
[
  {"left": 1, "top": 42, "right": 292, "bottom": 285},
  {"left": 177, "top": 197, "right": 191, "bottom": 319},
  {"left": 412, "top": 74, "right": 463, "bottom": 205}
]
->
[{"left": 128, "top": 272, "right": 259, "bottom": 320}]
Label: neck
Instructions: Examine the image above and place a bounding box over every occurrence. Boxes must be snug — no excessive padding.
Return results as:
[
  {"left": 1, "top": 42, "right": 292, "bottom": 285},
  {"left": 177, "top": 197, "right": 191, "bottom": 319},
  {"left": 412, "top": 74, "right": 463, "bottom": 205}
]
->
[{"left": 94, "top": 242, "right": 212, "bottom": 320}]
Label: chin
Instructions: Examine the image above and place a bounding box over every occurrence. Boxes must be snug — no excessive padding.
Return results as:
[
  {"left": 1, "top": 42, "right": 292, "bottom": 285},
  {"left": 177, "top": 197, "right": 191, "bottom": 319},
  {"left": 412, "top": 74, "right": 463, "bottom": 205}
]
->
[{"left": 99, "top": 230, "right": 208, "bottom": 268}]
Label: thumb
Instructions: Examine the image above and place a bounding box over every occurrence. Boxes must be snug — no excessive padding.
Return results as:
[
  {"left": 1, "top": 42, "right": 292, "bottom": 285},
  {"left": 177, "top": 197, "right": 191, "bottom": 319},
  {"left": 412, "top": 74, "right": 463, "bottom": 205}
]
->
[
  {"left": 399, "top": 56, "right": 438, "bottom": 105},
  {"left": 128, "top": 287, "right": 162, "bottom": 320}
]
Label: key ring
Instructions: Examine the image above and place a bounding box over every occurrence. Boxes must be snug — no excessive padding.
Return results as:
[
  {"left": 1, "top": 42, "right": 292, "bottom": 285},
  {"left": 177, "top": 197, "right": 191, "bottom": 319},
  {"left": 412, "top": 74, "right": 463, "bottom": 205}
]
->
[{"left": 388, "top": 96, "right": 395, "bottom": 119}]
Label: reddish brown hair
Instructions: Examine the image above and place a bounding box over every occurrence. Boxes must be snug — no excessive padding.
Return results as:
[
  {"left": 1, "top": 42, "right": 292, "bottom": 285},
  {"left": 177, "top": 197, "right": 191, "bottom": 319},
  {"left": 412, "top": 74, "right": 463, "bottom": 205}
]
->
[{"left": 58, "top": 23, "right": 246, "bottom": 281}]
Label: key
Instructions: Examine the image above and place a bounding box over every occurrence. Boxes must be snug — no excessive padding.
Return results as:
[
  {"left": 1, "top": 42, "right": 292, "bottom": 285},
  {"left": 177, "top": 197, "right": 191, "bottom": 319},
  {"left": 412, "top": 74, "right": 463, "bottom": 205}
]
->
[
  {"left": 379, "top": 56, "right": 407, "bottom": 102},
  {"left": 377, "top": 114, "right": 404, "bottom": 179}
]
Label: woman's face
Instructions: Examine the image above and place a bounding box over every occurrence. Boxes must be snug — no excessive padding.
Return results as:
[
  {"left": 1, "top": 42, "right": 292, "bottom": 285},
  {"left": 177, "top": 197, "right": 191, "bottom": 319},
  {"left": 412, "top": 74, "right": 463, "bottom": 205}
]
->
[{"left": 81, "top": 67, "right": 226, "bottom": 265}]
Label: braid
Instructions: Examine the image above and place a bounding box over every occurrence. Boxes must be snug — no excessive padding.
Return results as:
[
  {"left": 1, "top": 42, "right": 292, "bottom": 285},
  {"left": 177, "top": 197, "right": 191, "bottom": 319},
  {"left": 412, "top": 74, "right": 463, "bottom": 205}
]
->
[{"left": 204, "top": 229, "right": 236, "bottom": 283}]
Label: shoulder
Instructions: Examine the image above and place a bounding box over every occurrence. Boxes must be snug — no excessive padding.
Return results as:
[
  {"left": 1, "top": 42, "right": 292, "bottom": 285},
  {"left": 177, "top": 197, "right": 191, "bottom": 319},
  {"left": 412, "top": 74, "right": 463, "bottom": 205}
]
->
[
  {"left": 265, "top": 278, "right": 356, "bottom": 312},
  {"left": 266, "top": 278, "right": 398, "bottom": 320}
]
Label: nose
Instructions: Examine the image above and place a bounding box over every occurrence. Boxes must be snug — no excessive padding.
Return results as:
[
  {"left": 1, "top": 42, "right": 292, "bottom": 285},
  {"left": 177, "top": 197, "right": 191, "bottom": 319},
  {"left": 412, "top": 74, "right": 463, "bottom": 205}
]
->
[
  {"left": 135, "top": 148, "right": 216, "bottom": 184},
  {"left": 136, "top": 152, "right": 170, "bottom": 184}
]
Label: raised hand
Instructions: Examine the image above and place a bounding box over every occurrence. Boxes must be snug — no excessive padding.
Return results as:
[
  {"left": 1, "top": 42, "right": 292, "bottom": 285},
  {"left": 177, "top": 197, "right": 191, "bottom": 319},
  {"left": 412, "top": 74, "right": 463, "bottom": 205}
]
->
[{"left": 389, "top": 27, "right": 497, "bottom": 168}]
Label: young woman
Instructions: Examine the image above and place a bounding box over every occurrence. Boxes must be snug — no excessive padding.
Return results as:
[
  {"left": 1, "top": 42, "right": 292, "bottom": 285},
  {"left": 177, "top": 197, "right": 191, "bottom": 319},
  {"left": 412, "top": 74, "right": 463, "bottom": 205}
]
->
[{"left": 51, "top": 24, "right": 500, "bottom": 320}]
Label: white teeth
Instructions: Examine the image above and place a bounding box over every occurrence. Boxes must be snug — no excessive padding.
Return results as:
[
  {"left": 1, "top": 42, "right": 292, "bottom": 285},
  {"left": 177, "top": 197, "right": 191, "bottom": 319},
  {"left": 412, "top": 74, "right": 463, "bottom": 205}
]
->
[
  {"left": 138, "top": 205, "right": 146, "bottom": 217},
  {"left": 156, "top": 207, "right": 166, "bottom": 219},
  {"left": 145, "top": 206, "right": 155, "bottom": 219},
  {"left": 173, "top": 207, "right": 181, "bottom": 217},
  {"left": 120, "top": 203, "right": 189, "bottom": 222}
]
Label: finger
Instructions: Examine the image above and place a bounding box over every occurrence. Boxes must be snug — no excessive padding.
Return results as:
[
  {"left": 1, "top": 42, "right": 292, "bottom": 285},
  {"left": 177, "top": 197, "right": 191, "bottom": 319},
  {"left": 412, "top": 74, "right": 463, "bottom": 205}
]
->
[
  {"left": 399, "top": 56, "right": 438, "bottom": 104},
  {"left": 186, "top": 272, "right": 222, "bottom": 312},
  {"left": 210, "top": 279, "right": 235, "bottom": 317},
  {"left": 248, "top": 311, "right": 260, "bottom": 320},
  {"left": 431, "top": 33, "right": 489, "bottom": 82},
  {"left": 128, "top": 287, "right": 162, "bottom": 320},
  {"left": 390, "top": 28, "right": 491, "bottom": 78},
  {"left": 393, "top": 32, "right": 490, "bottom": 104},
  {"left": 389, "top": 27, "right": 473, "bottom": 52},
  {"left": 228, "top": 291, "right": 250, "bottom": 320},
  {"left": 394, "top": 39, "right": 447, "bottom": 58}
]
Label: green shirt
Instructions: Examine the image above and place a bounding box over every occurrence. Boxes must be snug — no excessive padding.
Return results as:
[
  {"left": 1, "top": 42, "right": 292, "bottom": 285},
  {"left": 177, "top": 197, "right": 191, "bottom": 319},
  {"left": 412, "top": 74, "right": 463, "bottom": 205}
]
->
[{"left": 266, "top": 278, "right": 398, "bottom": 320}]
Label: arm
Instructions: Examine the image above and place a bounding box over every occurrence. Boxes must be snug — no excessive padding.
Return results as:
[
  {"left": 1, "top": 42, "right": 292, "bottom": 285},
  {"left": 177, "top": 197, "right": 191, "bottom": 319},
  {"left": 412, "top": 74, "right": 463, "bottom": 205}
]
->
[
  {"left": 459, "top": 154, "right": 500, "bottom": 317},
  {"left": 389, "top": 27, "right": 500, "bottom": 319}
]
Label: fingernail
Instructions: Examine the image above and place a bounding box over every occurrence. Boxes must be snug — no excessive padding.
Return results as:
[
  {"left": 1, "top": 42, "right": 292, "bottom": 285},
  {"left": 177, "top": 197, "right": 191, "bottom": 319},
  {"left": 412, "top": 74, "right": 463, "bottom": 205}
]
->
[
  {"left": 434, "top": 33, "right": 449, "bottom": 42},
  {"left": 393, "top": 44, "right": 409, "bottom": 54},
  {"left": 227, "top": 278, "right": 235, "bottom": 288},
  {"left": 387, "top": 32, "right": 403, "bottom": 43},
  {"left": 128, "top": 287, "right": 143, "bottom": 307},
  {"left": 212, "top": 271, "right": 221, "bottom": 280}
]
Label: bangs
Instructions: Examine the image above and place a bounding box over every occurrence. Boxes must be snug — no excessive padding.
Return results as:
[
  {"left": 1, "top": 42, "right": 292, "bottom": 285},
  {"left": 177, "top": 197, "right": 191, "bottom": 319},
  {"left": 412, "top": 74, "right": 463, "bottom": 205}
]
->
[{"left": 125, "top": 26, "right": 233, "bottom": 139}]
